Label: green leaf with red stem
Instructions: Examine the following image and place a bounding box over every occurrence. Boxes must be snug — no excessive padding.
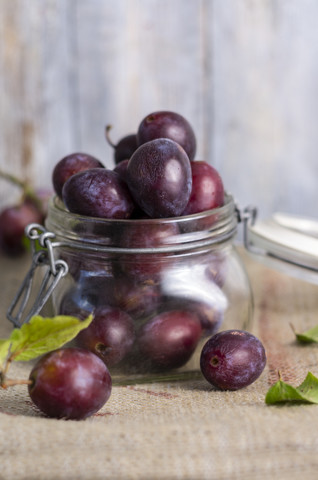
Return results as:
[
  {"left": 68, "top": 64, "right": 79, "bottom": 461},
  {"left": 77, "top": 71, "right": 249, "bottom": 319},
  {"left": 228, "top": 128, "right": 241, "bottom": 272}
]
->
[{"left": 0, "top": 314, "right": 93, "bottom": 367}]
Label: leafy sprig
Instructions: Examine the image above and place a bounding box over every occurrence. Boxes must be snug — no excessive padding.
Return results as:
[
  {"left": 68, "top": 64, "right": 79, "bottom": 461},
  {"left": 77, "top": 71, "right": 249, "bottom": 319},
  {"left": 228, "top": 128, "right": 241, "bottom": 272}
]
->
[{"left": 0, "top": 314, "right": 93, "bottom": 388}]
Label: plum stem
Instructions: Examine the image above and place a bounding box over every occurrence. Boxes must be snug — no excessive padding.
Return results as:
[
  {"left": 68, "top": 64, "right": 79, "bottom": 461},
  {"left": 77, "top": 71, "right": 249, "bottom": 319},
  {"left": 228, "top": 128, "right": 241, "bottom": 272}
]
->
[
  {"left": 1, "top": 377, "right": 32, "bottom": 388},
  {"left": 0, "top": 169, "right": 26, "bottom": 190},
  {"left": 0, "top": 169, "right": 43, "bottom": 213},
  {"left": 0, "top": 345, "right": 32, "bottom": 389},
  {"left": 105, "top": 125, "right": 116, "bottom": 148}
]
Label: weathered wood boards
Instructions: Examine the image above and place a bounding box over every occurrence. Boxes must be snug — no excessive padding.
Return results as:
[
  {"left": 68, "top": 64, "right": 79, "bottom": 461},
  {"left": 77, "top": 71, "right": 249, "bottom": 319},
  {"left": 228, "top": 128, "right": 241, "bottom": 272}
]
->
[{"left": 0, "top": 0, "right": 317, "bottom": 220}]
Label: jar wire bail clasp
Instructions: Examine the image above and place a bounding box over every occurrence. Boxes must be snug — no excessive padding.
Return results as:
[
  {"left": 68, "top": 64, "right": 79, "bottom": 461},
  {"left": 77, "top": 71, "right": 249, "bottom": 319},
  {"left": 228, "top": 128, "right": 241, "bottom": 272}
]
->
[
  {"left": 7, "top": 223, "right": 69, "bottom": 328},
  {"left": 240, "top": 205, "right": 260, "bottom": 254},
  {"left": 235, "top": 204, "right": 261, "bottom": 254}
]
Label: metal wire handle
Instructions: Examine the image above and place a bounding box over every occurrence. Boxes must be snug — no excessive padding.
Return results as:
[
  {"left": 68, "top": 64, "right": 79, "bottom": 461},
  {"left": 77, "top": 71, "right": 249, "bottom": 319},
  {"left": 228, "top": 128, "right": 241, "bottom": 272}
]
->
[{"left": 7, "top": 224, "right": 69, "bottom": 327}]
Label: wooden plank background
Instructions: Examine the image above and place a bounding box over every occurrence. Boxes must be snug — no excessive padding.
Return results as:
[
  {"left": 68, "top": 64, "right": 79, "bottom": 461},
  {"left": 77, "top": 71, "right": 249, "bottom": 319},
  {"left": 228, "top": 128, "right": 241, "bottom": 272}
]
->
[{"left": 0, "top": 0, "right": 317, "bottom": 221}]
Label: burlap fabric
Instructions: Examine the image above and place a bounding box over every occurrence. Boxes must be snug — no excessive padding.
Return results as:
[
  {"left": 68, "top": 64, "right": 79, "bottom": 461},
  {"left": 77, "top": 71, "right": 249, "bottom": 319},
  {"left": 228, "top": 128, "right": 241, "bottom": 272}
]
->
[{"left": 0, "top": 250, "right": 318, "bottom": 480}]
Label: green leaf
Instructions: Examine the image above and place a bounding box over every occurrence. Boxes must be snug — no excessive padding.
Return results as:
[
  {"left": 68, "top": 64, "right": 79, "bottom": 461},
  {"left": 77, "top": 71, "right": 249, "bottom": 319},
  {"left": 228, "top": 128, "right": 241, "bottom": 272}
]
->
[
  {"left": 22, "top": 234, "right": 42, "bottom": 253},
  {"left": 297, "top": 372, "right": 318, "bottom": 402},
  {"left": 294, "top": 325, "right": 318, "bottom": 344},
  {"left": 0, "top": 339, "right": 11, "bottom": 369},
  {"left": 0, "top": 314, "right": 93, "bottom": 364},
  {"left": 265, "top": 372, "right": 318, "bottom": 405},
  {"left": 265, "top": 378, "right": 305, "bottom": 404}
]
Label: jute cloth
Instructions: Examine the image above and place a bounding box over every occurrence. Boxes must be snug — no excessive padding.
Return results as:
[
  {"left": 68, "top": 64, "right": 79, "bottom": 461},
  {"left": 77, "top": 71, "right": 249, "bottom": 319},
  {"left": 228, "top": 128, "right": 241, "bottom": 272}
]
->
[{"left": 0, "top": 250, "right": 318, "bottom": 480}]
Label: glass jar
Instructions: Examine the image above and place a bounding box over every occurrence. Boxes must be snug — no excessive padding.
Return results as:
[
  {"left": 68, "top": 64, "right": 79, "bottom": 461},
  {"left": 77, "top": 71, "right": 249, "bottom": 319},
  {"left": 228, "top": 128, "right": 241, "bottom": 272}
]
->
[
  {"left": 38, "top": 192, "right": 252, "bottom": 382},
  {"left": 7, "top": 192, "right": 318, "bottom": 383}
]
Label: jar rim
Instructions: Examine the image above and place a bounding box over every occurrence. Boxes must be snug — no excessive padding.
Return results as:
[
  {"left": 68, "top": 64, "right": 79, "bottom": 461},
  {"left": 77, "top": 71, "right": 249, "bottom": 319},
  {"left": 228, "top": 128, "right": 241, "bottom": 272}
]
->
[
  {"left": 49, "top": 193, "right": 235, "bottom": 223},
  {"left": 45, "top": 194, "right": 238, "bottom": 253}
]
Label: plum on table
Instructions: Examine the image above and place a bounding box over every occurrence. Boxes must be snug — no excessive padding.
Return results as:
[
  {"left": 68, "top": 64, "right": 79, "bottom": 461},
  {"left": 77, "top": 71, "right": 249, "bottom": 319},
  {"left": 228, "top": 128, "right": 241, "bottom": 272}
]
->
[
  {"left": 28, "top": 348, "right": 112, "bottom": 419},
  {"left": 200, "top": 330, "right": 266, "bottom": 390}
]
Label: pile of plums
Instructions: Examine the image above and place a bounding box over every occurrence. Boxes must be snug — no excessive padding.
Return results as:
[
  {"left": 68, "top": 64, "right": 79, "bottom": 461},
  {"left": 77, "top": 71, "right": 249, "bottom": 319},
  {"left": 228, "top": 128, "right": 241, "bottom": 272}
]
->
[
  {"left": 55, "top": 111, "right": 225, "bottom": 220},
  {"left": 26, "top": 110, "right": 266, "bottom": 419},
  {"left": 52, "top": 111, "right": 226, "bottom": 374}
]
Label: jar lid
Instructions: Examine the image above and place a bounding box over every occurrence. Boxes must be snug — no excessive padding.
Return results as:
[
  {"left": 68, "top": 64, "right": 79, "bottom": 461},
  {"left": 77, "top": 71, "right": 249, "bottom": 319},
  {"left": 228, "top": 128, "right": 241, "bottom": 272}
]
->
[{"left": 243, "top": 208, "right": 318, "bottom": 285}]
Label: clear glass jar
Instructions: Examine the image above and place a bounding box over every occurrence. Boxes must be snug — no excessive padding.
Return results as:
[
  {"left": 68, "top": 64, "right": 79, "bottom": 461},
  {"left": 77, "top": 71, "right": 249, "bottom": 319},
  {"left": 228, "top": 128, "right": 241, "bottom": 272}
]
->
[{"left": 42, "top": 193, "right": 252, "bottom": 382}]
